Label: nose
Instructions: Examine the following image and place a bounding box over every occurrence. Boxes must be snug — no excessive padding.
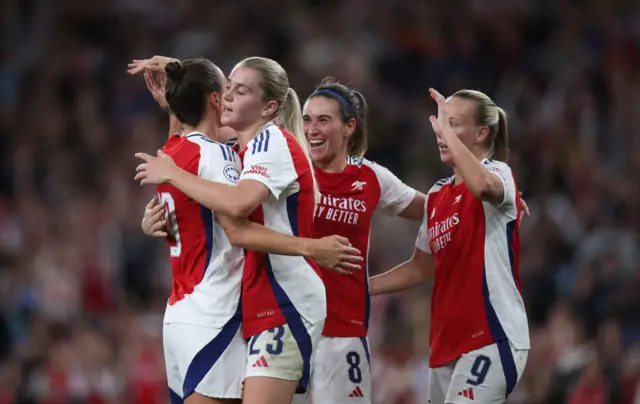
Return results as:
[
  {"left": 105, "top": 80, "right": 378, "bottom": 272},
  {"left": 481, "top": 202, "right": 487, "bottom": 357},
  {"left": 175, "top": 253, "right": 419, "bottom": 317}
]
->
[
  {"left": 306, "top": 121, "right": 319, "bottom": 136},
  {"left": 223, "top": 90, "right": 232, "bottom": 102}
]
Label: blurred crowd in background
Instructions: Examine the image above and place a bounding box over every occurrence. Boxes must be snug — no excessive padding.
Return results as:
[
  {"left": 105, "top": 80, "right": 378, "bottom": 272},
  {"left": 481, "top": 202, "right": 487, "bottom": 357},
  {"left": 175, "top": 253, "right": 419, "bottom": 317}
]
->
[{"left": 1, "top": 0, "right": 640, "bottom": 403}]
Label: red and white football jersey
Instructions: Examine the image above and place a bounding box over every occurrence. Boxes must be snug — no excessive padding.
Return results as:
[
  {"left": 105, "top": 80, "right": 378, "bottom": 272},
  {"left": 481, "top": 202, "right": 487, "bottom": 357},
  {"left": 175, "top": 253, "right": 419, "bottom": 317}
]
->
[
  {"left": 158, "top": 132, "right": 244, "bottom": 328},
  {"left": 314, "top": 156, "right": 416, "bottom": 337},
  {"left": 238, "top": 123, "right": 326, "bottom": 338},
  {"left": 415, "top": 159, "right": 529, "bottom": 368}
]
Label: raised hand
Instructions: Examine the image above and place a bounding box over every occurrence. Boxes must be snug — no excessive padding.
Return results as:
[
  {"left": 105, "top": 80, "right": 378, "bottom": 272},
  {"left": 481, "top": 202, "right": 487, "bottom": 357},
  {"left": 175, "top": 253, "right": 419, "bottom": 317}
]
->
[
  {"left": 144, "top": 71, "right": 169, "bottom": 111},
  {"left": 127, "top": 55, "right": 179, "bottom": 75},
  {"left": 142, "top": 198, "right": 168, "bottom": 237},
  {"left": 428, "top": 88, "right": 450, "bottom": 136},
  {"left": 134, "top": 150, "right": 178, "bottom": 185},
  {"left": 311, "top": 235, "right": 363, "bottom": 275}
]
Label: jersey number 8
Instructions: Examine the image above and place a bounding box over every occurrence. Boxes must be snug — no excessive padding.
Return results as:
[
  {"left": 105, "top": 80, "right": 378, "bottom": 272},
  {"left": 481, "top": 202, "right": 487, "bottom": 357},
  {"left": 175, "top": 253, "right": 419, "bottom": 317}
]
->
[
  {"left": 346, "top": 352, "right": 362, "bottom": 384},
  {"left": 157, "top": 192, "right": 182, "bottom": 257}
]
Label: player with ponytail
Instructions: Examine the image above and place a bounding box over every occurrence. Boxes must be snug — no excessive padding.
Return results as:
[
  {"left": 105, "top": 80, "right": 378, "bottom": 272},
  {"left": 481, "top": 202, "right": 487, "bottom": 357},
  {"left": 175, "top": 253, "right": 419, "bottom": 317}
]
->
[
  {"left": 298, "top": 78, "right": 426, "bottom": 404},
  {"left": 370, "top": 89, "right": 529, "bottom": 404},
  {"left": 133, "top": 56, "right": 340, "bottom": 404}
]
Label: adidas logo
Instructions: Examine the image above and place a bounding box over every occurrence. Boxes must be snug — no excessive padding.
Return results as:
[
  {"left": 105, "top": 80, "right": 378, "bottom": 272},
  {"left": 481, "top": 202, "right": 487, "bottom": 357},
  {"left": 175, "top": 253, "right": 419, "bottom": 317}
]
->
[
  {"left": 457, "top": 387, "right": 474, "bottom": 400},
  {"left": 251, "top": 356, "right": 269, "bottom": 368},
  {"left": 348, "top": 386, "right": 364, "bottom": 398}
]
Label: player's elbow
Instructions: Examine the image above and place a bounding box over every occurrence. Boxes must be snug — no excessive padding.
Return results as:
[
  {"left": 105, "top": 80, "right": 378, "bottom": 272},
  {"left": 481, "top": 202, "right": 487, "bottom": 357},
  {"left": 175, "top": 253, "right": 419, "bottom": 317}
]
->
[
  {"left": 226, "top": 203, "right": 252, "bottom": 220},
  {"left": 472, "top": 175, "right": 496, "bottom": 201},
  {"left": 224, "top": 226, "right": 243, "bottom": 246},
  {"left": 223, "top": 222, "right": 250, "bottom": 248}
]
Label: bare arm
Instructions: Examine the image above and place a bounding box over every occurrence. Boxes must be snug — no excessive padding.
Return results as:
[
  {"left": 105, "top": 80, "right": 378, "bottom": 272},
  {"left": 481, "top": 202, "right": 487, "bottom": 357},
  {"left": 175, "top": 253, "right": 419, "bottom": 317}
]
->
[
  {"left": 441, "top": 130, "right": 504, "bottom": 204},
  {"left": 170, "top": 167, "right": 268, "bottom": 219},
  {"left": 219, "top": 216, "right": 362, "bottom": 272},
  {"left": 134, "top": 151, "right": 269, "bottom": 219},
  {"left": 139, "top": 186, "right": 362, "bottom": 271},
  {"left": 369, "top": 248, "right": 434, "bottom": 295},
  {"left": 398, "top": 192, "right": 427, "bottom": 221},
  {"left": 429, "top": 88, "right": 505, "bottom": 204}
]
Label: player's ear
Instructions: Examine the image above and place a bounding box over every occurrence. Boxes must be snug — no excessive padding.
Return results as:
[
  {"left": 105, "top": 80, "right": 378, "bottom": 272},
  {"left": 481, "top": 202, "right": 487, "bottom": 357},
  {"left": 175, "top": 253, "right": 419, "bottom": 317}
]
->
[
  {"left": 261, "top": 100, "right": 278, "bottom": 118},
  {"left": 209, "top": 92, "right": 222, "bottom": 114},
  {"left": 344, "top": 118, "right": 356, "bottom": 138},
  {"left": 476, "top": 126, "right": 489, "bottom": 145}
]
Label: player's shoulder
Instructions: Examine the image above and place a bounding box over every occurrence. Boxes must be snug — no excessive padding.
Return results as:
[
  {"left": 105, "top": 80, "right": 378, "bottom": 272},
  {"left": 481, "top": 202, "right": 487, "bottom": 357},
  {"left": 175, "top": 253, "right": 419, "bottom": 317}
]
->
[
  {"left": 245, "top": 123, "right": 289, "bottom": 156},
  {"left": 481, "top": 158, "right": 511, "bottom": 172},
  {"left": 163, "top": 134, "right": 182, "bottom": 149},
  {"left": 429, "top": 176, "right": 454, "bottom": 194},
  {"left": 481, "top": 158, "right": 515, "bottom": 185},
  {"left": 185, "top": 132, "right": 239, "bottom": 161},
  {"left": 352, "top": 156, "right": 389, "bottom": 179}
]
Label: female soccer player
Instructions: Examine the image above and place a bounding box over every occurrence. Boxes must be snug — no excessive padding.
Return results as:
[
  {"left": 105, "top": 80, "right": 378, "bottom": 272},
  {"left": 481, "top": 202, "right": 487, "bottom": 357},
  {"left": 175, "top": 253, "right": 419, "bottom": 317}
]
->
[
  {"left": 131, "top": 58, "right": 360, "bottom": 404},
  {"left": 299, "top": 79, "right": 426, "bottom": 404},
  {"left": 135, "top": 57, "right": 328, "bottom": 404},
  {"left": 369, "top": 88, "right": 529, "bottom": 404},
  {"left": 139, "top": 73, "right": 531, "bottom": 403}
]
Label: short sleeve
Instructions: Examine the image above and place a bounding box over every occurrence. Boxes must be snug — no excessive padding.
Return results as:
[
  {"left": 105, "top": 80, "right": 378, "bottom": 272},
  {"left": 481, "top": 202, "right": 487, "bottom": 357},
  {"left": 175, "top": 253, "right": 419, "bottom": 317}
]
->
[
  {"left": 240, "top": 130, "right": 297, "bottom": 199},
  {"left": 198, "top": 141, "right": 242, "bottom": 186},
  {"left": 483, "top": 159, "right": 516, "bottom": 208},
  {"left": 368, "top": 161, "right": 417, "bottom": 215},
  {"left": 414, "top": 199, "right": 431, "bottom": 254}
]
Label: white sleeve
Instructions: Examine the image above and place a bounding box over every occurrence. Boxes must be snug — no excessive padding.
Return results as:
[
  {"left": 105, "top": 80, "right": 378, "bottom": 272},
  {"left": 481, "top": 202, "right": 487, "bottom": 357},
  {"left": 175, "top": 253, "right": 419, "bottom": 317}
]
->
[
  {"left": 414, "top": 198, "right": 431, "bottom": 253},
  {"left": 368, "top": 162, "right": 417, "bottom": 215},
  {"left": 483, "top": 159, "right": 517, "bottom": 208},
  {"left": 198, "top": 142, "right": 242, "bottom": 186},
  {"left": 240, "top": 130, "right": 296, "bottom": 199}
]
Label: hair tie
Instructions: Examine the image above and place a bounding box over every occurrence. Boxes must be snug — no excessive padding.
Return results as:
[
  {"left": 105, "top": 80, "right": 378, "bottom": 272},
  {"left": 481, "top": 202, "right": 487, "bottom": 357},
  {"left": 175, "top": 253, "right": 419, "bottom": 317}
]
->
[{"left": 312, "top": 89, "right": 355, "bottom": 116}]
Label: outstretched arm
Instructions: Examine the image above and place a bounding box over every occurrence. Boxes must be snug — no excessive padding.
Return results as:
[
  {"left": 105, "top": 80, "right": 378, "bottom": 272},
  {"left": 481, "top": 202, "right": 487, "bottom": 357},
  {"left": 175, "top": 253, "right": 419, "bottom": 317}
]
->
[
  {"left": 399, "top": 193, "right": 427, "bottom": 221},
  {"left": 370, "top": 197, "right": 434, "bottom": 294},
  {"left": 369, "top": 247, "right": 434, "bottom": 295},
  {"left": 218, "top": 216, "right": 362, "bottom": 273}
]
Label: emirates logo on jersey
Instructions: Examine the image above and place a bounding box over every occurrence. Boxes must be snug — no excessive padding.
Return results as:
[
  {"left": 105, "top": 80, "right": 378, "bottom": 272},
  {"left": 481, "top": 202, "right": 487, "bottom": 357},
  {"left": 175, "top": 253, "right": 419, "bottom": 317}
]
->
[
  {"left": 314, "top": 194, "right": 367, "bottom": 225},
  {"left": 428, "top": 213, "right": 460, "bottom": 254}
]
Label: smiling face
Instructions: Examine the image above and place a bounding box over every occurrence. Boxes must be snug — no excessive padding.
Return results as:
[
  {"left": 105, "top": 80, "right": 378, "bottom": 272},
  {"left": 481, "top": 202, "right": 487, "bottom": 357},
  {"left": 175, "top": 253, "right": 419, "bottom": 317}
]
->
[
  {"left": 303, "top": 96, "right": 355, "bottom": 167},
  {"left": 438, "top": 96, "right": 488, "bottom": 166},
  {"left": 221, "top": 65, "right": 276, "bottom": 131}
]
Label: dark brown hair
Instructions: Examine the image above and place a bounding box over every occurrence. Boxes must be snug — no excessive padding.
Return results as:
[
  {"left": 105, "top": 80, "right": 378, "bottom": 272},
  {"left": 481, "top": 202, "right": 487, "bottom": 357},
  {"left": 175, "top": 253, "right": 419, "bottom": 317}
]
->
[
  {"left": 165, "top": 58, "right": 225, "bottom": 127},
  {"left": 307, "top": 78, "right": 369, "bottom": 157}
]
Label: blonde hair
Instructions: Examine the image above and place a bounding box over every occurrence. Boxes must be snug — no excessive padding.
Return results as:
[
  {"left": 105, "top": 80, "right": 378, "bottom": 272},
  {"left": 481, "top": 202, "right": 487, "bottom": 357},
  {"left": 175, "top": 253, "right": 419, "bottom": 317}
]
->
[
  {"left": 238, "top": 57, "right": 320, "bottom": 201},
  {"left": 449, "top": 89, "right": 509, "bottom": 162}
]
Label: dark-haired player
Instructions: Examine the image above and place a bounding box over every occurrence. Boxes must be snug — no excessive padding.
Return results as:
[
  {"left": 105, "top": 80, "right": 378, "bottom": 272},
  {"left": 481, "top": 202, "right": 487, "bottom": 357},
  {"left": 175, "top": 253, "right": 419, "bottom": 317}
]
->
[
  {"left": 133, "top": 57, "right": 362, "bottom": 404},
  {"left": 298, "top": 79, "right": 426, "bottom": 404},
  {"left": 128, "top": 57, "right": 361, "bottom": 404}
]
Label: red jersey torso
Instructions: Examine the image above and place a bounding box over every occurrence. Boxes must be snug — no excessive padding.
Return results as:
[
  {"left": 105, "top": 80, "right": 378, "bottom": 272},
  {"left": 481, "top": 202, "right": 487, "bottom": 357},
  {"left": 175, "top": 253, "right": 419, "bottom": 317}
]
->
[
  {"left": 314, "top": 156, "right": 416, "bottom": 337},
  {"left": 417, "top": 160, "right": 529, "bottom": 368}
]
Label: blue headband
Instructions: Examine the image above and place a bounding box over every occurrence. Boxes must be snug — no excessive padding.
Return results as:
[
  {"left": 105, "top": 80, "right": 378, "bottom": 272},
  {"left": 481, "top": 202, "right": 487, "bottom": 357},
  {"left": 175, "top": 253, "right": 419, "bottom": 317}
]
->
[{"left": 311, "top": 89, "right": 355, "bottom": 116}]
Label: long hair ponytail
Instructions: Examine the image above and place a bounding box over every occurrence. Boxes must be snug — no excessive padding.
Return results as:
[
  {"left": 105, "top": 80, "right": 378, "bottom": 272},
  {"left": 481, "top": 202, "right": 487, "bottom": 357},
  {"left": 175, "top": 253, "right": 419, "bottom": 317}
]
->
[{"left": 280, "top": 87, "right": 320, "bottom": 201}]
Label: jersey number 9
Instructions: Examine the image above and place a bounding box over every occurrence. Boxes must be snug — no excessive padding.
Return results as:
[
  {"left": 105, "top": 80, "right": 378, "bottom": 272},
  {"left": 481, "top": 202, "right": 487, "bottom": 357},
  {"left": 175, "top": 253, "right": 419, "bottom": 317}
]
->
[{"left": 158, "top": 192, "right": 182, "bottom": 257}]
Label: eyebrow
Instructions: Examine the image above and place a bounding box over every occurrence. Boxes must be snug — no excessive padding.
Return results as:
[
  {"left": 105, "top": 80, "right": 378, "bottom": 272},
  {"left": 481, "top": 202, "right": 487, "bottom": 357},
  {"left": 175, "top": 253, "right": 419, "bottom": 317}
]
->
[
  {"left": 227, "top": 79, "right": 252, "bottom": 92},
  {"left": 302, "top": 114, "right": 333, "bottom": 120}
]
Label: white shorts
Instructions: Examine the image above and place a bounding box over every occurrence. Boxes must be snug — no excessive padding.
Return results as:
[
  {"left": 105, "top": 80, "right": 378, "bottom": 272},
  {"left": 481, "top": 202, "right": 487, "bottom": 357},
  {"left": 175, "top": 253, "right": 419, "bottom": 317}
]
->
[
  {"left": 429, "top": 340, "right": 528, "bottom": 404},
  {"left": 301, "top": 336, "right": 372, "bottom": 404},
  {"left": 245, "top": 317, "right": 324, "bottom": 394},
  {"left": 163, "top": 317, "right": 246, "bottom": 401}
]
